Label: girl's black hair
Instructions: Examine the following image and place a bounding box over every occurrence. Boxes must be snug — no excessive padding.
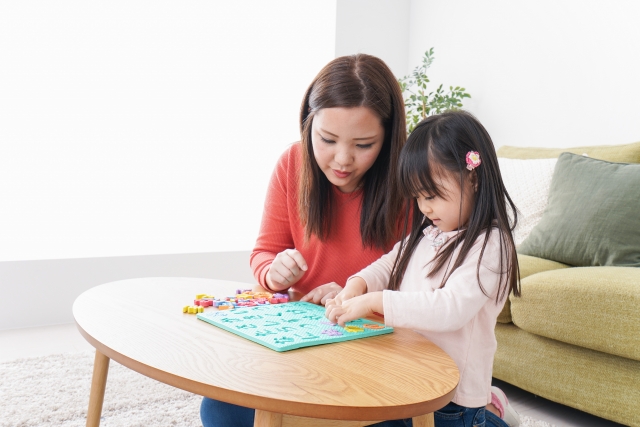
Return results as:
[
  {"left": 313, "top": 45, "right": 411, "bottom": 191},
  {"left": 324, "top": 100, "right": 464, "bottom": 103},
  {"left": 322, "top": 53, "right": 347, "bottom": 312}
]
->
[{"left": 388, "top": 110, "right": 520, "bottom": 302}]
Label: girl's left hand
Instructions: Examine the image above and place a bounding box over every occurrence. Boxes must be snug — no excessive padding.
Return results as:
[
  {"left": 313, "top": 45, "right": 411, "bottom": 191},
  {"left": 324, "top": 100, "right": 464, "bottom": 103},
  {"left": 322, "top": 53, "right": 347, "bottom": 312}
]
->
[
  {"left": 300, "top": 282, "right": 343, "bottom": 305},
  {"left": 325, "top": 292, "right": 384, "bottom": 327}
]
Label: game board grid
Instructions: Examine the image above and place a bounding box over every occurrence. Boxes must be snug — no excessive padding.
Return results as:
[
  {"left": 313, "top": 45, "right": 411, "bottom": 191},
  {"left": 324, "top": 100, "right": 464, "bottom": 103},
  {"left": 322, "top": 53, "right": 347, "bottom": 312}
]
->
[{"left": 196, "top": 301, "right": 393, "bottom": 352}]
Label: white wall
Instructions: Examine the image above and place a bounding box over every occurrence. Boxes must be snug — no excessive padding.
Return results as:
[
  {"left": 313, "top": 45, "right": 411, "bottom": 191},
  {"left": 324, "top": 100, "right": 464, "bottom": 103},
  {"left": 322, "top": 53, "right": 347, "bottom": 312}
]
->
[
  {"left": 7, "top": 1, "right": 640, "bottom": 331},
  {"left": 0, "top": 1, "right": 336, "bottom": 262},
  {"left": 407, "top": 0, "right": 640, "bottom": 149},
  {"left": 335, "top": 0, "right": 411, "bottom": 77},
  {"left": 4, "top": 1, "right": 638, "bottom": 261},
  {"left": 0, "top": 251, "right": 254, "bottom": 330}
]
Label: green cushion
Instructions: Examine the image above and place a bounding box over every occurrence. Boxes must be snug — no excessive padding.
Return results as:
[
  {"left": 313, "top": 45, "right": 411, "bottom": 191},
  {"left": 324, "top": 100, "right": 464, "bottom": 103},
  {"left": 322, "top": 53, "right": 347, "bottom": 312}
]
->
[
  {"left": 497, "top": 254, "right": 569, "bottom": 324},
  {"left": 494, "top": 323, "right": 640, "bottom": 427},
  {"left": 497, "top": 140, "right": 640, "bottom": 163},
  {"left": 509, "top": 267, "right": 640, "bottom": 361},
  {"left": 517, "top": 254, "right": 571, "bottom": 278},
  {"left": 518, "top": 153, "right": 640, "bottom": 267}
]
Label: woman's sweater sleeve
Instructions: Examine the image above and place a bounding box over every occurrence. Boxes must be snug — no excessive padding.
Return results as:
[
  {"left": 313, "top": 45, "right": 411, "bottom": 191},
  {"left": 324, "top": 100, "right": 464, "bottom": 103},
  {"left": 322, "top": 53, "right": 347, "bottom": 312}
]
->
[
  {"left": 250, "top": 147, "right": 296, "bottom": 288},
  {"left": 383, "top": 234, "right": 505, "bottom": 332}
]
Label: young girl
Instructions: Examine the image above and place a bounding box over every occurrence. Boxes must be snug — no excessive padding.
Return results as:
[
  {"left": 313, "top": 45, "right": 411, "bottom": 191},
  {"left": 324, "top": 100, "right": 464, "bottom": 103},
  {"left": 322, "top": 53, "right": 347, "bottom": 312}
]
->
[{"left": 325, "top": 111, "right": 521, "bottom": 427}]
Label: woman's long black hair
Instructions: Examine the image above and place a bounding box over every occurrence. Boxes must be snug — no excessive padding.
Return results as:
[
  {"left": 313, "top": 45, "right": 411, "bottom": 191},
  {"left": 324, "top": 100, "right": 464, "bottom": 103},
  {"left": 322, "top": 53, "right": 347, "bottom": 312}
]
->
[
  {"left": 388, "top": 111, "right": 520, "bottom": 302},
  {"left": 298, "top": 54, "right": 406, "bottom": 249}
]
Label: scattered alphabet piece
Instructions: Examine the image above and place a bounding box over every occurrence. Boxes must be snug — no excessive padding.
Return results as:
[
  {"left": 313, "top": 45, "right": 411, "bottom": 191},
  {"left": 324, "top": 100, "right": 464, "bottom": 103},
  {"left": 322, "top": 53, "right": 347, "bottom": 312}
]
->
[
  {"left": 183, "top": 305, "right": 205, "bottom": 314},
  {"left": 322, "top": 329, "right": 343, "bottom": 336},
  {"left": 185, "top": 290, "right": 293, "bottom": 315}
]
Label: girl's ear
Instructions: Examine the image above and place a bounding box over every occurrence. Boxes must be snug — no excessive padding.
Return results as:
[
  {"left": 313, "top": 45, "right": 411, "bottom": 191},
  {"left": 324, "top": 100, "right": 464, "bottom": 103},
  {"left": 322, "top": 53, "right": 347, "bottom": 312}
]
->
[{"left": 469, "top": 169, "right": 479, "bottom": 192}]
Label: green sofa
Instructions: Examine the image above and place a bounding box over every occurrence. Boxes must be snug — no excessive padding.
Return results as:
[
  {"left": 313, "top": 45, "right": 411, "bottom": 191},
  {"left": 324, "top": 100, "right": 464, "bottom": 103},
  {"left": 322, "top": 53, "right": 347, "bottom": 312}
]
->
[{"left": 493, "top": 141, "right": 640, "bottom": 427}]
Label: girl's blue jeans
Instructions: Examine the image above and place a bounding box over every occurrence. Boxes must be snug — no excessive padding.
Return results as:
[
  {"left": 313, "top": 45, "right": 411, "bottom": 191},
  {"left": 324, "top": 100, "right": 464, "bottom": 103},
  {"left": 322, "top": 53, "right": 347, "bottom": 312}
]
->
[{"left": 200, "top": 397, "right": 509, "bottom": 427}]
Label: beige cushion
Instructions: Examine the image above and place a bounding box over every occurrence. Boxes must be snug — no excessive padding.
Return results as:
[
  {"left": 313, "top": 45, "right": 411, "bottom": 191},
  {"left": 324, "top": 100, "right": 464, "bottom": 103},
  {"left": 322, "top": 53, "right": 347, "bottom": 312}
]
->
[
  {"left": 510, "top": 267, "right": 640, "bottom": 361},
  {"left": 496, "top": 140, "right": 640, "bottom": 163},
  {"left": 498, "top": 157, "right": 557, "bottom": 245},
  {"left": 497, "top": 254, "right": 569, "bottom": 324}
]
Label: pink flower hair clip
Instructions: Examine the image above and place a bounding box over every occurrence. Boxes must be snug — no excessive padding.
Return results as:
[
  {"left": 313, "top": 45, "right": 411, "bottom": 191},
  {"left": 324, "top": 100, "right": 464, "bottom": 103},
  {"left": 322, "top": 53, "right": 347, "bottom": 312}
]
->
[{"left": 466, "top": 151, "right": 481, "bottom": 170}]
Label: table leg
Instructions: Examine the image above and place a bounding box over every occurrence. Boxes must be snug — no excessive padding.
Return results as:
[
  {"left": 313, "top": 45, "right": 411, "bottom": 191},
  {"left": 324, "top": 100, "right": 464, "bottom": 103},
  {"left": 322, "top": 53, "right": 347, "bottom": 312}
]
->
[
  {"left": 254, "top": 409, "right": 283, "bottom": 426},
  {"left": 412, "top": 412, "right": 435, "bottom": 427},
  {"left": 86, "top": 350, "right": 110, "bottom": 427}
]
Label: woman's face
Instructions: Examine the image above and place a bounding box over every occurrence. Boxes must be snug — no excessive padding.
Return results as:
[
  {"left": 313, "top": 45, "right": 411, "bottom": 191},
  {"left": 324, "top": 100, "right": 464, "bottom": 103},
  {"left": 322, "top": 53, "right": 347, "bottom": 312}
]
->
[{"left": 311, "top": 106, "right": 384, "bottom": 193}]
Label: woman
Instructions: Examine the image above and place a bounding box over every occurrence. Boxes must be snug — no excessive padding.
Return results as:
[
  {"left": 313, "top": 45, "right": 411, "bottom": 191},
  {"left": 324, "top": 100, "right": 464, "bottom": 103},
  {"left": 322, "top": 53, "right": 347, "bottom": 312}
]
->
[
  {"left": 251, "top": 53, "right": 407, "bottom": 303},
  {"left": 201, "top": 53, "right": 407, "bottom": 427}
]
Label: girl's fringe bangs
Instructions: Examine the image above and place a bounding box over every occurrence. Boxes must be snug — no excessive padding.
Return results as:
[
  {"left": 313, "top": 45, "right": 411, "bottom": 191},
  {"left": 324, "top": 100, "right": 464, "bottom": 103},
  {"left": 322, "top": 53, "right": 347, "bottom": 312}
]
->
[{"left": 398, "top": 141, "right": 444, "bottom": 200}]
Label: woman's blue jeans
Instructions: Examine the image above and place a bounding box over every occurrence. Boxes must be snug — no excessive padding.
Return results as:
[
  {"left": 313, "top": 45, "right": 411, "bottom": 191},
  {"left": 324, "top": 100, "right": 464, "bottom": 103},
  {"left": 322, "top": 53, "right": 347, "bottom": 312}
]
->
[{"left": 200, "top": 398, "right": 509, "bottom": 427}]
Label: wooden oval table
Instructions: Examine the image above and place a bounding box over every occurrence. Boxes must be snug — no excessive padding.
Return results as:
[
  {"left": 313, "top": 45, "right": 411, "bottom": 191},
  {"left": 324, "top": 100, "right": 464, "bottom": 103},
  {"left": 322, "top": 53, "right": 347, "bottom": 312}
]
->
[{"left": 73, "top": 278, "right": 459, "bottom": 427}]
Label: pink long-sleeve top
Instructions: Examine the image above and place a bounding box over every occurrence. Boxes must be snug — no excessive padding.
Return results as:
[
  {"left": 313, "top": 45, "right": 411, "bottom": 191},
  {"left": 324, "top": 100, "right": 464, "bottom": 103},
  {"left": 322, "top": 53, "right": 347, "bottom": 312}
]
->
[{"left": 352, "top": 226, "right": 508, "bottom": 408}]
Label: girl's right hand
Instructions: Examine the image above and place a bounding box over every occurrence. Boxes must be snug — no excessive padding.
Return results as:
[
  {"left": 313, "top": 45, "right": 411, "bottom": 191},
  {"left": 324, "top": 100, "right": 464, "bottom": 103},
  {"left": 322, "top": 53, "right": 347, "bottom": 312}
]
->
[{"left": 266, "top": 249, "right": 308, "bottom": 291}]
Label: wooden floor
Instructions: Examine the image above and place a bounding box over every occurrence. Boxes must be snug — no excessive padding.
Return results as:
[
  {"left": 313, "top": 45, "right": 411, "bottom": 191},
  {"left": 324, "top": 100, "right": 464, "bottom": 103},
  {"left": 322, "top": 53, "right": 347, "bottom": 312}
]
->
[{"left": 0, "top": 324, "right": 625, "bottom": 427}]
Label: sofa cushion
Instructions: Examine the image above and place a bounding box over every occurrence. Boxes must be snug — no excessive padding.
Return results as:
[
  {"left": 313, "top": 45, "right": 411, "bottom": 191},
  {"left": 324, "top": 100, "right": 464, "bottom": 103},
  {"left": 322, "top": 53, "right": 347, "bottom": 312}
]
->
[
  {"left": 498, "top": 157, "right": 557, "bottom": 245},
  {"left": 497, "top": 254, "right": 569, "bottom": 324},
  {"left": 518, "top": 153, "right": 640, "bottom": 267},
  {"left": 494, "top": 323, "right": 640, "bottom": 427},
  {"left": 509, "top": 266, "right": 640, "bottom": 361},
  {"left": 496, "top": 140, "right": 640, "bottom": 163},
  {"left": 518, "top": 254, "right": 571, "bottom": 278}
]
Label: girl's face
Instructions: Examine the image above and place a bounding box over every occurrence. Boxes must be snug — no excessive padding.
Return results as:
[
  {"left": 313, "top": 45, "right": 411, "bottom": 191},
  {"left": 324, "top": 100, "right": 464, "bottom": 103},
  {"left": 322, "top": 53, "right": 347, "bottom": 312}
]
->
[
  {"left": 416, "top": 171, "right": 476, "bottom": 232},
  {"left": 311, "top": 107, "right": 384, "bottom": 193}
]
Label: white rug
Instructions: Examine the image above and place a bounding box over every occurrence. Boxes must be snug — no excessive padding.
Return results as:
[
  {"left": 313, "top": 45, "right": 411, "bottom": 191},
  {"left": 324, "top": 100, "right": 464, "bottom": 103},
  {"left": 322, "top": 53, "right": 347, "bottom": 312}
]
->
[{"left": 0, "top": 352, "right": 555, "bottom": 427}]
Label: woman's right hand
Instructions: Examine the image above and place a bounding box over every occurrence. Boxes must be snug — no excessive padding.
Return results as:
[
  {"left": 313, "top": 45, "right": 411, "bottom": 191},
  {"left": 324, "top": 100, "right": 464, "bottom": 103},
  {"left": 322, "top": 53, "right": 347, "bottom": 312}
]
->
[
  {"left": 266, "top": 249, "right": 308, "bottom": 291},
  {"left": 300, "top": 282, "right": 343, "bottom": 305}
]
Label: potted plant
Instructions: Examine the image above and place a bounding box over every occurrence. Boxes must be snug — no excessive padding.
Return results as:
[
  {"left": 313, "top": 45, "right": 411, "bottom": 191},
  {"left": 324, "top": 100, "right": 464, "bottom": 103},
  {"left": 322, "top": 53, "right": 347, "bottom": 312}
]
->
[{"left": 399, "top": 48, "right": 471, "bottom": 133}]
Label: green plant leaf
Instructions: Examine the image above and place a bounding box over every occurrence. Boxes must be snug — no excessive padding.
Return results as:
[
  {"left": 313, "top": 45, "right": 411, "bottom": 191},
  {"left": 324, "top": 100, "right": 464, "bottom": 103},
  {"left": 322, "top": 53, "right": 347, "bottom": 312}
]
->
[{"left": 402, "top": 47, "right": 470, "bottom": 133}]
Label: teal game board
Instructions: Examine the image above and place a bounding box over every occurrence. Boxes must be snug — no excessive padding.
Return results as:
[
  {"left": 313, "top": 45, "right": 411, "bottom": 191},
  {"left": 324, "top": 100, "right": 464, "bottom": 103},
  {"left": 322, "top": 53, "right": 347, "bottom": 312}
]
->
[{"left": 196, "top": 301, "right": 393, "bottom": 352}]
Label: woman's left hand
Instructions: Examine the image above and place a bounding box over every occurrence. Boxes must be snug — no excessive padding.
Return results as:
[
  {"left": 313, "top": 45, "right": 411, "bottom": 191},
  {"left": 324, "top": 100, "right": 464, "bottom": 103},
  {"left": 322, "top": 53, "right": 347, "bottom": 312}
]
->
[
  {"left": 300, "top": 282, "right": 343, "bottom": 305},
  {"left": 325, "top": 292, "right": 384, "bottom": 326}
]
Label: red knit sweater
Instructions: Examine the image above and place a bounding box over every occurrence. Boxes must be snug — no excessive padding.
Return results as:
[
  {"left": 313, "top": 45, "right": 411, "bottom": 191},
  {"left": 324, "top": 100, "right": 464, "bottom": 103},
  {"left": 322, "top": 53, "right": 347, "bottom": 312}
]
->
[{"left": 250, "top": 143, "right": 392, "bottom": 295}]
